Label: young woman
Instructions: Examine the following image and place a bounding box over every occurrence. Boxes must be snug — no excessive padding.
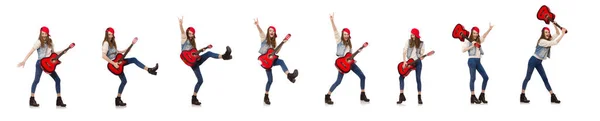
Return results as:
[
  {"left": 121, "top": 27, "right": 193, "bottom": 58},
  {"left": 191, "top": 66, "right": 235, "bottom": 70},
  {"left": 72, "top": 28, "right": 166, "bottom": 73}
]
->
[
  {"left": 102, "top": 27, "right": 159, "bottom": 106},
  {"left": 324, "top": 13, "right": 370, "bottom": 105},
  {"left": 254, "top": 18, "right": 299, "bottom": 105},
  {"left": 397, "top": 28, "right": 425, "bottom": 104},
  {"left": 462, "top": 23, "right": 493, "bottom": 104},
  {"left": 520, "top": 24, "right": 566, "bottom": 104},
  {"left": 17, "top": 26, "right": 68, "bottom": 107},
  {"left": 178, "top": 16, "right": 232, "bottom": 105}
]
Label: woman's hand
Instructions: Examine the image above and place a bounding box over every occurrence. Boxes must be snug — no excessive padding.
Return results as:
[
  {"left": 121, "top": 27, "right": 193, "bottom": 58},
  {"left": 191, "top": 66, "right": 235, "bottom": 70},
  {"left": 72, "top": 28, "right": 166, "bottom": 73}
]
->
[
  {"left": 17, "top": 61, "right": 25, "bottom": 68},
  {"left": 178, "top": 16, "right": 184, "bottom": 25},
  {"left": 489, "top": 22, "right": 494, "bottom": 29},
  {"left": 561, "top": 27, "right": 568, "bottom": 33},
  {"left": 329, "top": 13, "right": 334, "bottom": 21},
  {"left": 254, "top": 18, "right": 259, "bottom": 26}
]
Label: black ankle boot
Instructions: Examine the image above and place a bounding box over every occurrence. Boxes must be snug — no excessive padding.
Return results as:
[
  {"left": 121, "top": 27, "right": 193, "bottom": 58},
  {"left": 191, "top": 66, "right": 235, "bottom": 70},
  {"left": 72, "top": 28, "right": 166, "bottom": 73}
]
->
[
  {"left": 56, "top": 97, "right": 67, "bottom": 107},
  {"left": 287, "top": 69, "right": 299, "bottom": 83},
  {"left": 325, "top": 94, "right": 334, "bottom": 105},
  {"left": 550, "top": 94, "right": 561, "bottom": 104},
  {"left": 471, "top": 95, "right": 481, "bottom": 104},
  {"left": 222, "top": 46, "right": 232, "bottom": 60},
  {"left": 417, "top": 94, "right": 423, "bottom": 104},
  {"left": 115, "top": 97, "right": 127, "bottom": 106},
  {"left": 360, "top": 92, "right": 370, "bottom": 102},
  {"left": 29, "top": 97, "right": 39, "bottom": 107},
  {"left": 264, "top": 94, "right": 271, "bottom": 105},
  {"left": 192, "top": 96, "right": 201, "bottom": 105},
  {"left": 396, "top": 93, "right": 406, "bottom": 104},
  {"left": 520, "top": 93, "right": 530, "bottom": 103},
  {"left": 147, "top": 63, "right": 159, "bottom": 75},
  {"left": 479, "top": 93, "right": 488, "bottom": 104}
]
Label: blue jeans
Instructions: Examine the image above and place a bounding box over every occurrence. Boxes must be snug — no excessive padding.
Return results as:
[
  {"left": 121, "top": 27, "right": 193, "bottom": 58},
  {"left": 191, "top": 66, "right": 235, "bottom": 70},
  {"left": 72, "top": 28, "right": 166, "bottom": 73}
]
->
[
  {"left": 31, "top": 60, "right": 62, "bottom": 93},
  {"left": 399, "top": 60, "right": 422, "bottom": 91},
  {"left": 117, "top": 57, "right": 147, "bottom": 94},
  {"left": 521, "top": 56, "right": 553, "bottom": 91},
  {"left": 191, "top": 51, "right": 220, "bottom": 93},
  {"left": 468, "top": 58, "right": 489, "bottom": 91},
  {"left": 328, "top": 63, "right": 366, "bottom": 92},
  {"left": 265, "top": 59, "right": 289, "bottom": 92}
]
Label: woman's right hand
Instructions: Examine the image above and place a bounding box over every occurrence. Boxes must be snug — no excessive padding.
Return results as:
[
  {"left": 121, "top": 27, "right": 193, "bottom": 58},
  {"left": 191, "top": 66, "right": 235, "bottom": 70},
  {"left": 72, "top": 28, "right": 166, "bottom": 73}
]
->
[
  {"left": 112, "top": 61, "right": 120, "bottom": 68},
  {"left": 17, "top": 61, "right": 25, "bottom": 68},
  {"left": 254, "top": 18, "right": 259, "bottom": 26},
  {"left": 178, "top": 16, "right": 184, "bottom": 25},
  {"left": 561, "top": 28, "right": 568, "bottom": 33},
  {"left": 403, "top": 61, "right": 408, "bottom": 67},
  {"left": 329, "top": 13, "right": 334, "bottom": 20}
]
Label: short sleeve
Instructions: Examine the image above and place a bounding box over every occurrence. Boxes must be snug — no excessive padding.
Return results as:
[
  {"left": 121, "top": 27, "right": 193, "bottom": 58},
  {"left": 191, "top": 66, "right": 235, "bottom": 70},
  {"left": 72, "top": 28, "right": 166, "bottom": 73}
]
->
[
  {"left": 102, "top": 42, "right": 109, "bottom": 54},
  {"left": 33, "top": 40, "right": 41, "bottom": 49}
]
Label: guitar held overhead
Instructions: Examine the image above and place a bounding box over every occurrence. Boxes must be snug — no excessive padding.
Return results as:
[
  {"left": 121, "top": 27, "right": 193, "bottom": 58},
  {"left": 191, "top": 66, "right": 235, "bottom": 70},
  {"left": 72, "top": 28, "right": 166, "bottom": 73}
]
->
[
  {"left": 537, "top": 5, "right": 567, "bottom": 33},
  {"left": 335, "top": 42, "right": 368, "bottom": 74}
]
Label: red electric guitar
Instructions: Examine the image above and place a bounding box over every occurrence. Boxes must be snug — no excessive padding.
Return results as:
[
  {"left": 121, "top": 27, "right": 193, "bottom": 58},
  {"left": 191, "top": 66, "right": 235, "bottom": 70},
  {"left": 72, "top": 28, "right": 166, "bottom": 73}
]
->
[
  {"left": 40, "top": 43, "right": 75, "bottom": 74},
  {"left": 258, "top": 34, "right": 291, "bottom": 69},
  {"left": 335, "top": 42, "right": 368, "bottom": 73},
  {"left": 537, "top": 5, "right": 567, "bottom": 33},
  {"left": 180, "top": 44, "right": 213, "bottom": 66},
  {"left": 398, "top": 51, "right": 435, "bottom": 77},
  {"left": 107, "top": 37, "right": 138, "bottom": 75}
]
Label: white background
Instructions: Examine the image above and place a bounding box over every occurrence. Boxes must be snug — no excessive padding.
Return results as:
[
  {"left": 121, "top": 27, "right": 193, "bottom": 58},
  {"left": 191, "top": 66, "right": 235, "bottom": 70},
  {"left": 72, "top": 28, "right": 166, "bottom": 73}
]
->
[{"left": 0, "top": 0, "right": 597, "bottom": 120}]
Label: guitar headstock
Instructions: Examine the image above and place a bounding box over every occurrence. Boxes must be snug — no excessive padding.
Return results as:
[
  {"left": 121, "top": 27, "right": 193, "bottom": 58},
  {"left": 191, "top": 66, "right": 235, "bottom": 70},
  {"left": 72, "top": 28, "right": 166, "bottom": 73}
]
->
[
  {"left": 69, "top": 43, "right": 75, "bottom": 48},
  {"left": 284, "top": 34, "right": 292, "bottom": 40},
  {"left": 362, "top": 42, "right": 369, "bottom": 47},
  {"left": 207, "top": 44, "right": 213, "bottom": 49},
  {"left": 426, "top": 51, "right": 435, "bottom": 56},
  {"left": 132, "top": 37, "right": 138, "bottom": 44}
]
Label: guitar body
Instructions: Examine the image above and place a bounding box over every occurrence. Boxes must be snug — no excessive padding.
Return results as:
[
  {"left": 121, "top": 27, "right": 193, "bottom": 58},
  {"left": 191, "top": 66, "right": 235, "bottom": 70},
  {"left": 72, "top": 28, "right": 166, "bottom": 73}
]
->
[
  {"left": 258, "top": 48, "right": 279, "bottom": 69},
  {"left": 107, "top": 53, "right": 127, "bottom": 75},
  {"left": 397, "top": 59, "right": 416, "bottom": 77},
  {"left": 40, "top": 53, "right": 61, "bottom": 74},
  {"left": 180, "top": 49, "right": 200, "bottom": 67},
  {"left": 335, "top": 52, "right": 355, "bottom": 73}
]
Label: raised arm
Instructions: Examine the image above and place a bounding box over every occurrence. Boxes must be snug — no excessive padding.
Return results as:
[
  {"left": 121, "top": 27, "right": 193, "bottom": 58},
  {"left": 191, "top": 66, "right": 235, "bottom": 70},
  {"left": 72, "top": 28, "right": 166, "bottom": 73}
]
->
[
  {"left": 538, "top": 28, "right": 567, "bottom": 47},
  {"left": 481, "top": 23, "right": 494, "bottom": 43},
  {"left": 552, "top": 22, "right": 560, "bottom": 36},
  {"left": 254, "top": 18, "right": 266, "bottom": 41},
  {"left": 330, "top": 13, "right": 340, "bottom": 43},
  {"left": 178, "top": 16, "right": 188, "bottom": 44}
]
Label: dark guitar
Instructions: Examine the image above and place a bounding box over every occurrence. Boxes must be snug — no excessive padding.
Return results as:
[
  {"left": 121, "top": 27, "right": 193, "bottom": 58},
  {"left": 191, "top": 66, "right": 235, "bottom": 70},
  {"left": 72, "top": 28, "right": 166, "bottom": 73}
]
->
[
  {"left": 397, "top": 51, "right": 435, "bottom": 77},
  {"left": 537, "top": 5, "right": 567, "bottom": 33},
  {"left": 40, "top": 43, "right": 75, "bottom": 74},
  {"left": 258, "top": 34, "right": 291, "bottom": 69},
  {"left": 180, "top": 44, "right": 213, "bottom": 67},
  {"left": 107, "top": 37, "right": 137, "bottom": 75},
  {"left": 335, "top": 42, "right": 368, "bottom": 73}
]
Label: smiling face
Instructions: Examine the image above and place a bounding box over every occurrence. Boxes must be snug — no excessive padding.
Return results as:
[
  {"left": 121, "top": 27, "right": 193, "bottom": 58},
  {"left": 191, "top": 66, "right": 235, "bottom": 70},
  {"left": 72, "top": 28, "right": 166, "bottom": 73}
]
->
[
  {"left": 342, "top": 31, "right": 350, "bottom": 41},
  {"left": 187, "top": 30, "right": 195, "bottom": 38},
  {"left": 543, "top": 29, "right": 551, "bottom": 39},
  {"left": 471, "top": 31, "right": 479, "bottom": 38},
  {"left": 268, "top": 28, "right": 275, "bottom": 38},
  {"left": 108, "top": 32, "right": 114, "bottom": 38}
]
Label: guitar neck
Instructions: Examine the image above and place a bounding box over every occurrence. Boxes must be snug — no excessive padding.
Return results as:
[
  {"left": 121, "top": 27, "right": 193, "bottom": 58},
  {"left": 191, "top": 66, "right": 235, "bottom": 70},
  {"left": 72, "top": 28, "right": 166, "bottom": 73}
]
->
[
  {"left": 55, "top": 47, "right": 71, "bottom": 59},
  {"left": 348, "top": 46, "right": 365, "bottom": 60},
  {"left": 121, "top": 43, "right": 135, "bottom": 60},
  {"left": 271, "top": 41, "right": 286, "bottom": 55}
]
